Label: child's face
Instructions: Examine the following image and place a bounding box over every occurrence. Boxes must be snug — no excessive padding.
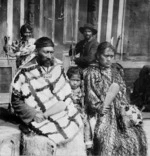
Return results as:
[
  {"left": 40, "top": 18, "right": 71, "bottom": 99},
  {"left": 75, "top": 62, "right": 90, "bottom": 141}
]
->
[{"left": 69, "top": 74, "right": 81, "bottom": 89}]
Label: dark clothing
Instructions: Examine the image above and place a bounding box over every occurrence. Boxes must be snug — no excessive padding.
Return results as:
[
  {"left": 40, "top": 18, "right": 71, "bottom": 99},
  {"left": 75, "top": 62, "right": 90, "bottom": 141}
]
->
[
  {"left": 69, "top": 38, "right": 99, "bottom": 68},
  {"left": 131, "top": 65, "right": 150, "bottom": 111}
]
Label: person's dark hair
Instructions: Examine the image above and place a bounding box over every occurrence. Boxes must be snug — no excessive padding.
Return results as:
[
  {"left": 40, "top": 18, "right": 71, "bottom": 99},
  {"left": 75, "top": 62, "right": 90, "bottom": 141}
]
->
[
  {"left": 20, "top": 23, "right": 32, "bottom": 37},
  {"left": 34, "top": 37, "right": 54, "bottom": 49},
  {"left": 96, "top": 41, "right": 116, "bottom": 59},
  {"left": 67, "top": 66, "right": 81, "bottom": 79}
]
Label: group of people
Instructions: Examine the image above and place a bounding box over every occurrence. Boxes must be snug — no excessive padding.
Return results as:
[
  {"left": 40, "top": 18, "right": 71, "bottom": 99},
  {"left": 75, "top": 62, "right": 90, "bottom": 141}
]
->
[{"left": 10, "top": 23, "right": 147, "bottom": 156}]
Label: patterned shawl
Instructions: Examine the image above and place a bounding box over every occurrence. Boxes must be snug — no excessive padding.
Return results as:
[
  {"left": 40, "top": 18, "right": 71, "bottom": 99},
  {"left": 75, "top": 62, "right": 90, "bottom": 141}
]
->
[{"left": 11, "top": 57, "right": 83, "bottom": 145}]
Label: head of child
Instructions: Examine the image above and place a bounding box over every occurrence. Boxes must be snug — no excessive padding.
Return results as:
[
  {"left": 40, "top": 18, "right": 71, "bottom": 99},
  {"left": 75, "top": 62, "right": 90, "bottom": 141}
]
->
[{"left": 67, "top": 66, "right": 81, "bottom": 90}]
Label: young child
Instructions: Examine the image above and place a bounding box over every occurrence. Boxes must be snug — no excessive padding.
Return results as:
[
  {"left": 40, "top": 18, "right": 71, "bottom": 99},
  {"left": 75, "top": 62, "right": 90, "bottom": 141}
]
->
[
  {"left": 66, "top": 66, "right": 83, "bottom": 107},
  {"left": 67, "top": 66, "right": 93, "bottom": 153}
]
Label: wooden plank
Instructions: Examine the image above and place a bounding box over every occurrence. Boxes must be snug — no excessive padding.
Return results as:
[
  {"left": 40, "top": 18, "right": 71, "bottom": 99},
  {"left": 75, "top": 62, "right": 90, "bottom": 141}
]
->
[
  {"left": 100, "top": 0, "right": 109, "bottom": 42},
  {"left": 117, "top": 0, "right": 125, "bottom": 38},
  {"left": 63, "top": 0, "right": 79, "bottom": 44},
  {"left": 34, "top": 0, "right": 40, "bottom": 39},
  {"left": 39, "top": 0, "right": 43, "bottom": 37},
  {"left": 21, "top": 134, "right": 56, "bottom": 156},
  {"left": 97, "top": 0, "right": 103, "bottom": 43},
  {"left": 43, "top": 0, "right": 54, "bottom": 39},
  {"left": 124, "top": 0, "right": 149, "bottom": 57},
  {"left": 52, "top": 0, "right": 55, "bottom": 42},
  {"left": 24, "top": 0, "right": 29, "bottom": 23},
  {"left": 20, "top": 0, "right": 25, "bottom": 26},
  {"left": 13, "top": 0, "right": 20, "bottom": 40},
  {"left": 78, "top": 0, "right": 88, "bottom": 40},
  {"left": 106, "top": 0, "right": 114, "bottom": 42},
  {"left": 0, "top": 0, "right": 7, "bottom": 56},
  {"left": 7, "top": 0, "right": 13, "bottom": 43},
  {"left": 111, "top": 0, "right": 119, "bottom": 47},
  {"left": 0, "top": 122, "right": 20, "bottom": 156}
]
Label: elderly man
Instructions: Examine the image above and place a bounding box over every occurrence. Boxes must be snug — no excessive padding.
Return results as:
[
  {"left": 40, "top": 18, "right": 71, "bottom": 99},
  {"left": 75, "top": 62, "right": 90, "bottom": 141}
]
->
[
  {"left": 69, "top": 23, "right": 99, "bottom": 68},
  {"left": 11, "top": 37, "right": 86, "bottom": 156}
]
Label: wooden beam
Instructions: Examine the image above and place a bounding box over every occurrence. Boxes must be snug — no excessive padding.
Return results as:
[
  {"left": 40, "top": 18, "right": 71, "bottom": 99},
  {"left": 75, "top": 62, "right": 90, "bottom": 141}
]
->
[
  {"left": 52, "top": 0, "right": 55, "bottom": 42},
  {"left": 20, "top": 0, "right": 25, "bottom": 27},
  {"left": 75, "top": 0, "right": 79, "bottom": 43},
  {"left": 106, "top": 0, "right": 114, "bottom": 42},
  {"left": 7, "top": 0, "right": 13, "bottom": 43},
  {"left": 63, "top": 0, "right": 79, "bottom": 44},
  {"left": 97, "top": 0, "right": 103, "bottom": 43},
  {"left": 39, "top": 0, "right": 43, "bottom": 37},
  {"left": 117, "top": 0, "right": 124, "bottom": 38},
  {"left": 120, "top": 0, "right": 126, "bottom": 60},
  {"left": 117, "top": 0, "right": 126, "bottom": 60}
]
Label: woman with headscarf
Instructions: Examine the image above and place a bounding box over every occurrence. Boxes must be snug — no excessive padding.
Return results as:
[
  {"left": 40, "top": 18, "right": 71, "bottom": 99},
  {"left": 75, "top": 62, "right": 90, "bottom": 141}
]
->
[{"left": 83, "top": 41, "right": 147, "bottom": 156}]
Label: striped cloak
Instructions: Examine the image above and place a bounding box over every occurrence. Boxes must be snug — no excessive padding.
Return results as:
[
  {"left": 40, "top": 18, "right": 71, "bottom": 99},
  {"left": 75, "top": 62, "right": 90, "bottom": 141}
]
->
[{"left": 11, "top": 57, "right": 83, "bottom": 145}]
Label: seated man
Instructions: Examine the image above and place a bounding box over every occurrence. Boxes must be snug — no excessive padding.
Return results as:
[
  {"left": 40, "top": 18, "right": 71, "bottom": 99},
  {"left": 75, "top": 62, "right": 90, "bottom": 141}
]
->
[
  {"left": 69, "top": 23, "right": 99, "bottom": 68},
  {"left": 11, "top": 37, "right": 86, "bottom": 156}
]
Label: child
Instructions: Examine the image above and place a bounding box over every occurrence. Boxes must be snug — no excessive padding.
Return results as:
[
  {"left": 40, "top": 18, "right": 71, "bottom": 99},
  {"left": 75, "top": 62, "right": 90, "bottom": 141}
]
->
[
  {"left": 66, "top": 66, "right": 83, "bottom": 110},
  {"left": 67, "top": 66, "right": 93, "bottom": 153}
]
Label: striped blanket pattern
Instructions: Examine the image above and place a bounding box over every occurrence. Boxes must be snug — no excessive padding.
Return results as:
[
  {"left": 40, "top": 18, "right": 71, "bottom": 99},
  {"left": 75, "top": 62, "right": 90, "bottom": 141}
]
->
[{"left": 12, "top": 61, "right": 83, "bottom": 145}]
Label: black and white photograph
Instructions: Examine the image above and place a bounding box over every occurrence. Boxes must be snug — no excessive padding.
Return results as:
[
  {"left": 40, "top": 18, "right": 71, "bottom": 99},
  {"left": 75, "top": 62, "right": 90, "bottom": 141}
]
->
[{"left": 0, "top": 0, "right": 149, "bottom": 155}]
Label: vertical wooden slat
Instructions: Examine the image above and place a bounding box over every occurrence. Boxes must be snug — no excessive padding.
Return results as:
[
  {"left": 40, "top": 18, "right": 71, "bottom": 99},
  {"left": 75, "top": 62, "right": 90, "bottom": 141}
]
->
[
  {"left": 111, "top": 0, "right": 119, "bottom": 47},
  {"left": 106, "top": 0, "right": 114, "bottom": 42},
  {"left": 7, "top": 0, "right": 13, "bottom": 43},
  {"left": 75, "top": 0, "right": 79, "bottom": 43},
  {"left": 0, "top": 0, "right": 7, "bottom": 56},
  {"left": 100, "top": 0, "right": 109, "bottom": 42},
  {"left": 52, "top": 0, "right": 55, "bottom": 42},
  {"left": 20, "top": 0, "right": 25, "bottom": 26},
  {"left": 34, "top": 0, "right": 40, "bottom": 39},
  {"left": 43, "top": 0, "right": 54, "bottom": 40},
  {"left": 117, "top": 0, "right": 125, "bottom": 38},
  {"left": 120, "top": 0, "right": 126, "bottom": 60},
  {"left": 78, "top": 0, "right": 87, "bottom": 40},
  {"left": 63, "top": 0, "right": 79, "bottom": 44},
  {"left": 13, "top": 0, "right": 20, "bottom": 40},
  {"left": 39, "top": 0, "right": 43, "bottom": 37},
  {"left": 97, "top": 0, "right": 103, "bottom": 42}
]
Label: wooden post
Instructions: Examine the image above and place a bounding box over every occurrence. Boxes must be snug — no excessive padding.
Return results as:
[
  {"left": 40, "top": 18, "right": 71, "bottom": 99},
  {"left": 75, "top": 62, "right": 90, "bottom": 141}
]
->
[
  {"left": 28, "top": 0, "right": 35, "bottom": 29},
  {"left": 20, "top": 0, "right": 25, "bottom": 26},
  {"left": 7, "top": 0, "right": 13, "bottom": 43},
  {"left": 97, "top": 0, "right": 103, "bottom": 43},
  {"left": 106, "top": 0, "right": 114, "bottom": 42},
  {"left": 0, "top": 124, "right": 21, "bottom": 156},
  {"left": 21, "top": 134, "right": 56, "bottom": 156},
  {"left": 39, "top": 0, "right": 43, "bottom": 37}
]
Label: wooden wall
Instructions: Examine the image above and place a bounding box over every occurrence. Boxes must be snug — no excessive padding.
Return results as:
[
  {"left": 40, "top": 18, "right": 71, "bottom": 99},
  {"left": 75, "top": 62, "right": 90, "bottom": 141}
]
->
[
  {"left": 0, "top": 0, "right": 7, "bottom": 56},
  {"left": 0, "top": 0, "right": 88, "bottom": 60},
  {"left": 97, "top": 0, "right": 126, "bottom": 59},
  {"left": 123, "top": 0, "right": 150, "bottom": 61},
  {"left": 1, "top": 0, "right": 150, "bottom": 62}
]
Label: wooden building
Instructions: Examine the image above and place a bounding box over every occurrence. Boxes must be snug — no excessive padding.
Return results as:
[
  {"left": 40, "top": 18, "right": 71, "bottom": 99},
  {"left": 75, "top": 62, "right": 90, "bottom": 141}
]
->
[
  {"left": 0, "top": 0, "right": 150, "bottom": 60},
  {"left": 0, "top": 0, "right": 150, "bottom": 97}
]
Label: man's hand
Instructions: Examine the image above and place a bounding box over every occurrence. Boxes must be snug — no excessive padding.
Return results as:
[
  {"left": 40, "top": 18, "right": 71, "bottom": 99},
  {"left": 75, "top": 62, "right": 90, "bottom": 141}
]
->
[{"left": 34, "top": 112, "right": 45, "bottom": 123}]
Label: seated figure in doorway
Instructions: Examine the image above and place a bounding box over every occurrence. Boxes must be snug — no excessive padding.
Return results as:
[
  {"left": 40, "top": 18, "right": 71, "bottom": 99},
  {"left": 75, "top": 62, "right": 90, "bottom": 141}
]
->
[
  {"left": 11, "top": 23, "right": 36, "bottom": 68},
  {"left": 69, "top": 23, "right": 99, "bottom": 69}
]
